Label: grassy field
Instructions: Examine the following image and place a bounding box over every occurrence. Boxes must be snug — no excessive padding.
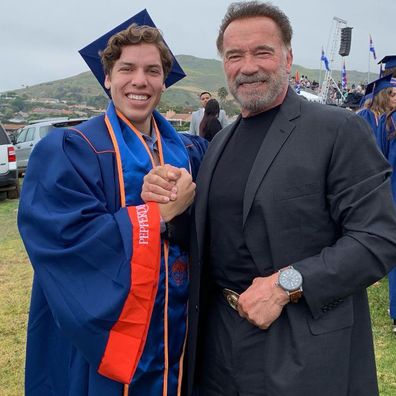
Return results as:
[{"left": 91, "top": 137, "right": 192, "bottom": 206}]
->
[
  {"left": 1, "top": 197, "right": 396, "bottom": 395},
  {"left": 0, "top": 198, "right": 31, "bottom": 395}
]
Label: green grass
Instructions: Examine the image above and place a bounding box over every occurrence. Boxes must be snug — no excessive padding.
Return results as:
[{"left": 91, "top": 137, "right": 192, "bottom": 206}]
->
[
  {"left": 0, "top": 198, "right": 32, "bottom": 396},
  {"left": 0, "top": 197, "right": 396, "bottom": 395},
  {"left": 368, "top": 280, "right": 396, "bottom": 395}
]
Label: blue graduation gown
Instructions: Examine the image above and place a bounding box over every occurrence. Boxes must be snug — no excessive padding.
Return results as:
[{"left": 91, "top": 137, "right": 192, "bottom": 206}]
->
[
  {"left": 356, "top": 108, "right": 380, "bottom": 138},
  {"left": 377, "top": 111, "right": 396, "bottom": 320},
  {"left": 18, "top": 113, "right": 207, "bottom": 396}
]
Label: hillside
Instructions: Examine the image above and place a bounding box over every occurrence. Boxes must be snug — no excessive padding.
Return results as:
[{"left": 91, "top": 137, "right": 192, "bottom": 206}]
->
[{"left": 8, "top": 54, "right": 371, "bottom": 109}]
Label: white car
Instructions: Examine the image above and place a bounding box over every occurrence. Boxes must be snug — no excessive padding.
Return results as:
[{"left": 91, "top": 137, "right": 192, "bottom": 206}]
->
[
  {"left": 0, "top": 123, "right": 19, "bottom": 200},
  {"left": 15, "top": 118, "right": 87, "bottom": 176}
]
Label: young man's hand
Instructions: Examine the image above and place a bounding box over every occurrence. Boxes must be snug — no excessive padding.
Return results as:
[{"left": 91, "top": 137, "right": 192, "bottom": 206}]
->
[
  {"left": 141, "top": 164, "right": 181, "bottom": 203},
  {"left": 141, "top": 165, "right": 195, "bottom": 222}
]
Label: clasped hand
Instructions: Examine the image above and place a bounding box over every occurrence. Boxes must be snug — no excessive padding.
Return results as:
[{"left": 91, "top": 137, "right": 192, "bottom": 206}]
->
[{"left": 141, "top": 164, "right": 195, "bottom": 222}]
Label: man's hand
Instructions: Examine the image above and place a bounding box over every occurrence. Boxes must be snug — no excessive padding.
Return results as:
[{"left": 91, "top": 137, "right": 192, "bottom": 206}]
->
[
  {"left": 159, "top": 168, "right": 195, "bottom": 222},
  {"left": 141, "top": 165, "right": 196, "bottom": 222},
  {"left": 237, "top": 273, "right": 289, "bottom": 330},
  {"left": 141, "top": 164, "right": 182, "bottom": 203}
]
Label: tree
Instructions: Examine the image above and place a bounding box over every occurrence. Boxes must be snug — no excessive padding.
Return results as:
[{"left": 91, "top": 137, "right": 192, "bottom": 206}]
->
[
  {"left": 217, "top": 87, "right": 228, "bottom": 102},
  {"left": 10, "top": 96, "right": 27, "bottom": 112}
]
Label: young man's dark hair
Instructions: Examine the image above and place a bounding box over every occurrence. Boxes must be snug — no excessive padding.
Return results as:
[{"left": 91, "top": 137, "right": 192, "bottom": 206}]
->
[{"left": 100, "top": 23, "right": 173, "bottom": 80}]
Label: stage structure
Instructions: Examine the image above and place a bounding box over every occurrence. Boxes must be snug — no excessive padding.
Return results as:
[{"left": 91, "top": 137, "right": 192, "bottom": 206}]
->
[{"left": 319, "top": 17, "right": 348, "bottom": 104}]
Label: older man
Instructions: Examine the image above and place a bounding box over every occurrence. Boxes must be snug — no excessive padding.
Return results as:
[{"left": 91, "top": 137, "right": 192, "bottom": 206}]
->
[{"left": 143, "top": 2, "right": 396, "bottom": 396}]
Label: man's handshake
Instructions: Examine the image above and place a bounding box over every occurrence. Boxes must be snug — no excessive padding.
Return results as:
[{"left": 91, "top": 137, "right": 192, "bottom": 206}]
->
[{"left": 141, "top": 164, "right": 195, "bottom": 222}]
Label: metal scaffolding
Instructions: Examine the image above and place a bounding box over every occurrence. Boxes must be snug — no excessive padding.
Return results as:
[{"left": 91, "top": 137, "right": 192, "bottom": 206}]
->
[{"left": 319, "top": 17, "right": 347, "bottom": 104}]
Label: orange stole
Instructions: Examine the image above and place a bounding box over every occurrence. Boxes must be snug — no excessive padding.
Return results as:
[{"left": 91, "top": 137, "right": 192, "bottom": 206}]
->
[{"left": 98, "top": 202, "right": 161, "bottom": 384}]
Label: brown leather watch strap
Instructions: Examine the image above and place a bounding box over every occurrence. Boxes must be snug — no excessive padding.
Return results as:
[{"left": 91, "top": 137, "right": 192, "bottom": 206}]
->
[{"left": 289, "top": 289, "right": 303, "bottom": 303}]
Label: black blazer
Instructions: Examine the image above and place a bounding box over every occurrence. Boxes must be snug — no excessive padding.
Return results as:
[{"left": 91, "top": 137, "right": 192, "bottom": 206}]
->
[{"left": 186, "top": 89, "right": 396, "bottom": 396}]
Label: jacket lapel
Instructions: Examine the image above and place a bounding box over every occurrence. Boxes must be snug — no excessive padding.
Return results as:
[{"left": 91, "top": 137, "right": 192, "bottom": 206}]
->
[{"left": 242, "top": 89, "right": 301, "bottom": 226}]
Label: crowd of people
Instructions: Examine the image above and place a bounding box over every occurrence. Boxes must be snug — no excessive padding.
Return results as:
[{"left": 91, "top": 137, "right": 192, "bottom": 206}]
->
[
  {"left": 289, "top": 74, "right": 320, "bottom": 93},
  {"left": 356, "top": 63, "right": 396, "bottom": 334},
  {"left": 17, "top": 1, "right": 396, "bottom": 396}
]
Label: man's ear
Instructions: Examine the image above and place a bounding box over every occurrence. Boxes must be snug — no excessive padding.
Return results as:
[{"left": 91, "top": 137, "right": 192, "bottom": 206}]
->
[
  {"left": 286, "top": 48, "right": 293, "bottom": 74},
  {"left": 104, "top": 74, "right": 111, "bottom": 90}
]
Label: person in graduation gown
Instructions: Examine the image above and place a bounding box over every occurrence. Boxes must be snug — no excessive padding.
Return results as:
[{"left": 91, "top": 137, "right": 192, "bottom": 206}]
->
[
  {"left": 378, "top": 55, "right": 396, "bottom": 78},
  {"left": 376, "top": 106, "right": 396, "bottom": 334},
  {"left": 357, "top": 74, "right": 396, "bottom": 137},
  {"left": 18, "top": 14, "right": 207, "bottom": 396}
]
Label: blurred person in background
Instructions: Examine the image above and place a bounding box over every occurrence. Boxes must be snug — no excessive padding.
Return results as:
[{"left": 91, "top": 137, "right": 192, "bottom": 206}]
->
[
  {"left": 357, "top": 74, "right": 396, "bottom": 136},
  {"left": 199, "top": 98, "right": 223, "bottom": 141},
  {"left": 189, "top": 91, "right": 228, "bottom": 135}
]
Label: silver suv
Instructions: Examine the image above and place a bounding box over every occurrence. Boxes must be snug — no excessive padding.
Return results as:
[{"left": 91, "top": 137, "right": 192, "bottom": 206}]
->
[
  {"left": 15, "top": 118, "right": 87, "bottom": 175},
  {"left": 0, "top": 123, "right": 19, "bottom": 200}
]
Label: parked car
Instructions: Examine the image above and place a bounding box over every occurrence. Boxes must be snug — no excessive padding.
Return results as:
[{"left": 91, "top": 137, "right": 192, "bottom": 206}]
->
[
  {"left": 15, "top": 118, "right": 87, "bottom": 176},
  {"left": 0, "top": 123, "right": 19, "bottom": 200}
]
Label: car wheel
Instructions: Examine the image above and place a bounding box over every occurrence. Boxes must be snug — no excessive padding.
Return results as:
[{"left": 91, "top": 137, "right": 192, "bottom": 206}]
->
[{"left": 7, "top": 181, "right": 20, "bottom": 199}]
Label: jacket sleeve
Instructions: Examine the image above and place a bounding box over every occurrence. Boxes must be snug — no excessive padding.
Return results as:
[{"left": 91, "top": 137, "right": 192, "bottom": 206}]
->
[
  {"left": 18, "top": 129, "right": 161, "bottom": 384},
  {"left": 294, "top": 114, "right": 396, "bottom": 319},
  {"left": 189, "top": 112, "right": 198, "bottom": 136},
  {"left": 219, "top": 109, "right": 229, "bottom": 128}
]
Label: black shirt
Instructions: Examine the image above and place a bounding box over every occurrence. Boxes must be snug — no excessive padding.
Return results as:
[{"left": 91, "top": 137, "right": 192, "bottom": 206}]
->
[{"left": 207, "top": 106, "right": 280, "bottom": 292}]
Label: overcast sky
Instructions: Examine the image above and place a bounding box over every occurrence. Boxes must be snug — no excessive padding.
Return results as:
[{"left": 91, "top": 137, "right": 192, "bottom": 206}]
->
[{"left": 1, "top": 0, "right": 394, "bottom": 92}]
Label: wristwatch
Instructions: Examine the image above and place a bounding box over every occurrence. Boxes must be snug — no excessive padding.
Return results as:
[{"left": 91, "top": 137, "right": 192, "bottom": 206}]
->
[{"left": 277, "top": 266, "right": 303, "bottom": 303}]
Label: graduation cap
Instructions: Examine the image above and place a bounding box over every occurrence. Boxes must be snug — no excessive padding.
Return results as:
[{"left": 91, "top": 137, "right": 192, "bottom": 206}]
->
[
  {"left": 378, "top": 55, "right": 396, "bottom": 70},
  {"left": 79, "top": 9, "right": 186, "bottom": 97},
  {"left": 365, "top": 74, "right": 396, "bottom": 97}
]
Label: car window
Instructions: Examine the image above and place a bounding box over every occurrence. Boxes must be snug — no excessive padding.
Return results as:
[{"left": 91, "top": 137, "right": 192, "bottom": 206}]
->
[
  {"left": 39, "top": 125, "right": 54, "bottom": 138},
  {"left": 16, "top": 129, "right": 28, "bottom": 144},
  {"left": 0, "top": 124, "right": 10, "bottom": 144},
  {"left": 25, "top": 127, "right": 36, "bottom": 142}
]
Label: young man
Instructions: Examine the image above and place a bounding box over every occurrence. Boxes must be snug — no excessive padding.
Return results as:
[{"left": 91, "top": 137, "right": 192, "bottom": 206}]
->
[
  {"left": 18, "top": 14, "right": 206, "bottom": 396},
  {"left": 189, "top": 91, "right": 228, "bottom": 135},
  {"left": 143, "top": 2, "right": 396, "bottom": 395}
]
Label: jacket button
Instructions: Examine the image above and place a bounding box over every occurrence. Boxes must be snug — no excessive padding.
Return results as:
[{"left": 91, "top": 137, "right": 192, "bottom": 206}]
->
[{"left": 195, "top": 304, "right": 199, "bottom": 312}]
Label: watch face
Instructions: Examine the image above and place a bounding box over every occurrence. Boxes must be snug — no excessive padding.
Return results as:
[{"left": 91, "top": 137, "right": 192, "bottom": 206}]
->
[{"left": 279, "top": 268, "right": 303, "bottom": 292}]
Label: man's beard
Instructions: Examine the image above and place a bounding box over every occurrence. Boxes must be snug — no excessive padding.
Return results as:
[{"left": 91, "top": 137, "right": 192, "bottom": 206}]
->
[{"left": 228, "top": 67, "right": 289, "bottom": 115}]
